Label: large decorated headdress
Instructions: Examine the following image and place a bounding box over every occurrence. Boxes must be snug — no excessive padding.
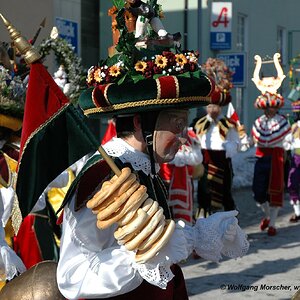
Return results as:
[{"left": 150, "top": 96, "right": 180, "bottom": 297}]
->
[
  {"left": 201, "top": 57, "right": 233, "bottom": 106},
  {"left": 252, "top": 53, "right": 286, "bottom": 109},
  {"left": 78, "top": 1, "right": 215, "bottom": 117}
]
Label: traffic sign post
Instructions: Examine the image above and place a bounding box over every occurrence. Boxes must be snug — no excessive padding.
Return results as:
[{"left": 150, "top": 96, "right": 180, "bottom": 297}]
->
[
  {"left": 55, "top": 17, "right": 78, "bottom": 54},
  {"left": 217, "top": 53, "right": 247, "bottom": 87},
  {"left": 210, "top": 2, "right": 232, "bottom": 50}
]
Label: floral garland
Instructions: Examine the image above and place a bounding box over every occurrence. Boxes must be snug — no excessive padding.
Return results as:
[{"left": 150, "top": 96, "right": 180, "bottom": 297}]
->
[
  {"left": 86, "top": 50, "right": 200, "bottom": 87},
  {"left": 0, "top": 65, "right": 26, "bottom": 118},
  {"left": 38, "top": 37, "right": 86, "bottom": 103}
]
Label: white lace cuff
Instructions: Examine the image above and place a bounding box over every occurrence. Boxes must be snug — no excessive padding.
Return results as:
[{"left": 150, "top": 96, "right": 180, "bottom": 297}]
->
[
  {"left": 191, "top": 211, "right": 249, "bottom": 262},
  {"left": 133, "top": 262, "right": 174, "bottom": 289},
  {"left": 133, "top": 211, "right": 249, "bottom": 288},
  {"left": 132, "top": 226, "right": 190, "bottom": 289}
]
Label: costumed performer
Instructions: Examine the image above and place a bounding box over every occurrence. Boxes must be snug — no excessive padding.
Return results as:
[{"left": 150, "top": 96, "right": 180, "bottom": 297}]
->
[
  {"left": 251, "top": 53, "right": 291, "bottom": 236},
  {"left": 56, "top": 3, "right": 249, "bottom": 299},
  {"left": 194, "top": 58, "right": 240, "bottom": 216}
]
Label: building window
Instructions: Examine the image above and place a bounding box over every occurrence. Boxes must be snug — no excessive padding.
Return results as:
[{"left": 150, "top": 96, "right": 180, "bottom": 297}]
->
[
  {"left": 277, "top": 26, "right": 286, "bottom": 65},
  {"left": 237, "top": 13, "right": 247, "bottom": 51}
]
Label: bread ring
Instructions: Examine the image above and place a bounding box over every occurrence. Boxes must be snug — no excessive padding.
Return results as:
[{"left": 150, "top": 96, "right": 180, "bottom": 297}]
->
[
  {"left": 144, "top": 201, "right": 159, "bottom": 218},
  {"left": 138, "top": 217, "right": 165, "bottom": 251},
  {"left": 87, "top": 167, "right": 132, "bottom": 209},
  {"left": 96, "top": 185, "right": 147, "bottom": 221},
  {"left": 94, "top": 179, "right": 139, "bottom": 214},
  {"left": 96, "top": 190, "right": 148, "bottom": 229},
  {"left": 116, "top": 230, "right": 137, "bottom": 245},
  {"left": 141, "top": 198, "right": 154, "bottom": 212},
  {"left": 124, "top": 207, "right": 164, "bottom": 251},
  {"left": 118, "top": 197, "right": 147, "bottom": 227},
  {"left": 116, "top": 173, "right": 138, "bottom": 196},
  {"left": 95, "top": 181, "right": 140, "bottom": 219},
  {"left": 95, "top": 173, "right": 138, "bottom": 212},
  {"left": 135, "top": 219, "right": 175, "bottom": 263},
  {"left": 114, "top": 208, "right": 149, "bottom": 240}
]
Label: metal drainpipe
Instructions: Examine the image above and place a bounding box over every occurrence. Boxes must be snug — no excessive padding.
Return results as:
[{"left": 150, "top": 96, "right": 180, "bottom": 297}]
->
[{"left": 184, "top": 0, "right": 188, "bottom": 49}]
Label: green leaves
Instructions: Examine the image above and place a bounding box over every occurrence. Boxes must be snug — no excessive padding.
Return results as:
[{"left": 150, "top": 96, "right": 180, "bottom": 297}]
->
[{"left": 113, "top": 0, "right": 126, "bottom": 10}]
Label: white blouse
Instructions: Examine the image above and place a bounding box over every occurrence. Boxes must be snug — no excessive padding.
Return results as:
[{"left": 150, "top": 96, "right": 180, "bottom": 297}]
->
[
  {"left": 57, "top": 138, "right": 249, "bottom": 299},
  {"left": 199, "top": 115, "right": 241, "bottom": 158}
]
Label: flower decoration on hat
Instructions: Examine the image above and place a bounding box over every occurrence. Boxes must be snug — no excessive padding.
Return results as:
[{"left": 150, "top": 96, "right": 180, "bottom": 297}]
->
[
  {"left": 252, "top": 53, "right": 286, "bottom": 109},
  {"left": 79, "top": 0, "right": 215, "bottom": 117},
  {"left": 86, "top": 50, "right": 200, "bottom": 86},
  {"left": 38, "top": 27, "right": 86, "bottom": 104},
  {"left": 201, "top": 57, "right": 233, "bottom": 106}
]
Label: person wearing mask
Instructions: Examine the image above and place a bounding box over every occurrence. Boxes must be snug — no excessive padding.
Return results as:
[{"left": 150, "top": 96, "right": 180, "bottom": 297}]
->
[
  {"left": 56, "top": 6, "right": 249, "bottom": 297},
  {"left": 251, "top": 93, "right": 291, "bottom": 236}
]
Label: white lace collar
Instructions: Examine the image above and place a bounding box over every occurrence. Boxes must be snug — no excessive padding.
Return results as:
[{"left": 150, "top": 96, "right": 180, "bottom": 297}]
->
[{"left": 103, "top": 138, "right": 160, "bottom": 176}]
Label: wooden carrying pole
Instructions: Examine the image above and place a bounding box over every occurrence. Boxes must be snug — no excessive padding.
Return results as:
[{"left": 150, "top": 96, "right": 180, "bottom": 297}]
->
[{"left": 97, "top": 146, "right": 121, "bottom": 176}]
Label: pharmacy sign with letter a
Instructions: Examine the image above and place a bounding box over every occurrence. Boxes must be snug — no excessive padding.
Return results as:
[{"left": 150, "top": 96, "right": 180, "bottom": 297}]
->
[{"left": 210, "top": 2, "right": 232, "bottom": 50}]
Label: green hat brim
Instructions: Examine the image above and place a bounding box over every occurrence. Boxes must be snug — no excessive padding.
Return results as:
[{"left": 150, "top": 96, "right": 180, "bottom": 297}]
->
[{"left": 79, "top": 74, "right": 214, "bottom": 117}]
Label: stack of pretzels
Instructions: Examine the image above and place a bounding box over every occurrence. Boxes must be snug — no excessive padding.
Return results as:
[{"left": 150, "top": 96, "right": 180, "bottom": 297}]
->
[{"left": 87, "top": 167, "right": 175, "bottom": 263}]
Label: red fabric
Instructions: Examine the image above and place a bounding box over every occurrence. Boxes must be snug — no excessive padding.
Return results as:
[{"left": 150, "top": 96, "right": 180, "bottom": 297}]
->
[
  {"left": 93, "top": 84, "right": 111, "bottom": 108},
  {"left": 159, "top": 162, "right": 173, "bottom": 183},
  {"left": 18, "top": 62, "right": 69, "bottom": 171},
  {"left": 13, "top": 214, "right": 43, "bottom": 269},
  {"left": 269, "top": 148, "right": 284, "bottom": 206},
  {"left": 56, "top": 210, "right": 64, "bottom": 225},
  {"left": 169, "top": 165, "right": 193, "bottom": 224},
  {"left": 226, "top": 102, "right": 240, "bottom": 123},
  {"left": 160, "top": 162, "right": 194, "bottom": 225},
  {"left": 157, "top": 76, "right": 177, "bottom": 99},
  {"left": 101, "top": 120, "right": 117, "bottom": 145},
  {"left": 187, "top": 128, "right": 197, "bottom": 139}
]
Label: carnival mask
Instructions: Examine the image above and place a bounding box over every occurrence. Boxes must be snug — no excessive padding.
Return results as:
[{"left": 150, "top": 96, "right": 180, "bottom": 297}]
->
[{"left": 153, "top": 109, "right": 188, "bottom": 164}]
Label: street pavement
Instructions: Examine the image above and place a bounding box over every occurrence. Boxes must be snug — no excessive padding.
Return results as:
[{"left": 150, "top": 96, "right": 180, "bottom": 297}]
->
[{"left": 180, "top": 187, "right": 300, "bottom": 300}]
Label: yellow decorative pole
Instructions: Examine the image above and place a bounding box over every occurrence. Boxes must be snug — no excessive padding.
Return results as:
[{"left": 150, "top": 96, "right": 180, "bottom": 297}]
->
[
  {"left": 0, "top": 13, "right": 41, "bottom": 64},
  {"left": 0, "top": 13, "right": 42, "bottom": 234}
]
